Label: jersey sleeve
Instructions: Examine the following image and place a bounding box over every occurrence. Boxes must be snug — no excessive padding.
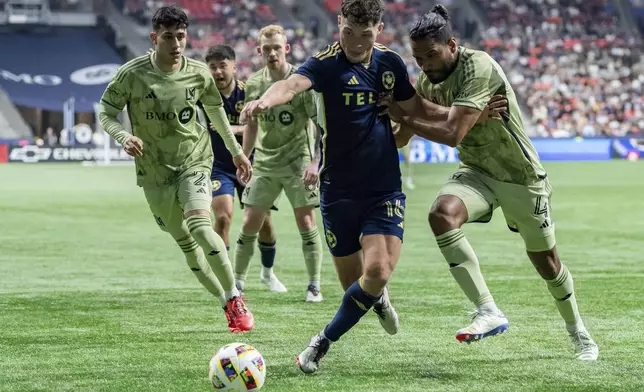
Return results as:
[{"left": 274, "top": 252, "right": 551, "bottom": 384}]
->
[
  {"left": 98, "top": 67, "right": 131, "bottom": 144},
  {"left": 101, "top": 67, "right": 129, "bottom": 115},
  {"left": 295, "top": 48, "right": 331, "bottom": 92},
  {"left": 242, "top": 79, "right": 256, "bottom": 104},
  {"left": 390, "top": 53, "right": 416, "bottom": 102},
  {"left": 414, "top": 73, "right": 428, "bottom": 99},
  {"left": 199, "top": 73, "right": 224, "bottom": 109},
  {"left": 453, "top": 53, "right": 503, "bottom": 111},
  {"left": 301, "top": 90, "right": 318, "bottom": 122}
]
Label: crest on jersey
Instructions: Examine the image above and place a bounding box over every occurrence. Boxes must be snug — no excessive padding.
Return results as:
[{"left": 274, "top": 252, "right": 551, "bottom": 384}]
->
[
  {"left": 325, "top": 229, "right": 337, "bottom": 249},
  {"left": 382, "top": 71, "right": 395, "bottom": 90},
  {"left": 185, "top": 87, "right": 196, "bottom": 101},
  {"left": 178, "top": 107, "right": 194, "bottom": 124},
  {"left": 278, "top": 110, "right": 294, "bottom": 126},
  {"left": 212, "top": 180, "right": 221, "bottom": 192},
  {"left": 235, "top": 100, "right": 244, "bottom": 113}
]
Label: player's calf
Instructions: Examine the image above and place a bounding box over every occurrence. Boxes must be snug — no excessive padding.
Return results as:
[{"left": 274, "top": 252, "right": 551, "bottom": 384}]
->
[
  {"left": 234, "top": 205, "right": 267, "bottom": 289},
  {"left": 361, "top": 235, "right": 401, "bottom": 335},
  {"left": 295, "top": 206, "right": 323, "bottom": 301},
  {"left": 528, "top": 247, "right": 598, "bottom": 360},
  {"left": 429, "top": 195, "right": 505, "bottom": 340},
  {"left": 184, "top": 210, "right": 250, "bottom": 335},
  {"left": 213, "top": 213, "right": 233, "bottom": 247}
]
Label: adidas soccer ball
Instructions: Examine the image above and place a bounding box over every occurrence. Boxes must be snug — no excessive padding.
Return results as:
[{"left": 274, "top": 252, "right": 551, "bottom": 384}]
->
[{"left": 208, "top": 343, "right": 266, "bottom": 391}]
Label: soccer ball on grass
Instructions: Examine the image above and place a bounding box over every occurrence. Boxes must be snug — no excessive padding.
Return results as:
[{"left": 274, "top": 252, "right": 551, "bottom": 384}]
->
[{"left": 208, "top": 343, "right": 266, "bottom": 391}]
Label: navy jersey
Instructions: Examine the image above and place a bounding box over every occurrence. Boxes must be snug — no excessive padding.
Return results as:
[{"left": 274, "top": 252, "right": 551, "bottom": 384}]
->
[
  {"left": 200, "top": 79, "right": 246, "bottom": 174},
  {"left": 296, "top": 42, "right": 416, "bottom": 196}
]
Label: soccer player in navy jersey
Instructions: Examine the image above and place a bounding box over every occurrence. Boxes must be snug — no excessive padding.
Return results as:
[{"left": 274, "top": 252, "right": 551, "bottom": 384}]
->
[
  {"left": 199, "top": 45, "right": 280, "bottom": 293},
  {"left": 241, "top": 0, "right": 504, "bottom": 373}
]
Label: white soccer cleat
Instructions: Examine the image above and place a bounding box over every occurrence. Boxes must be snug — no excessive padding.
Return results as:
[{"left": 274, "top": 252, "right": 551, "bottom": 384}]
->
[
  {"left": 305, "top": 285, "right": 323, "bottom": 302},
  {"left": 372, "top": 287, "right": 399, "bottom": 335},
  {"left": 260, "top": 274, "right": 288, "bottom": 293},
  {"left": 456, "top": 310, "right": 509, "bottom": 343},
  {"left": 568, "top": 328, "right": 599, "bottom": 361},
  {"left": 296, "top": 333, "right": 331, "bottom": 374}
]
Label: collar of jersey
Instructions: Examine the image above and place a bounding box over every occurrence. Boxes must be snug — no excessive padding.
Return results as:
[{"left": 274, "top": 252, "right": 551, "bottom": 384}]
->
[
  {"left": 150, "top": 51, "right": 186, "bottom": 78},
  {"left": 262, "top": 63, "right": 293, "bottom": 82}
]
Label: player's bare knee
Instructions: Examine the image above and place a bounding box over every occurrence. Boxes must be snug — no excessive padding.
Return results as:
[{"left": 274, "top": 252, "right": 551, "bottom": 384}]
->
[
  {"left": 363, "top": 261, "right": 392, "bottom": 288},
  {"left": 429, "top": 196, "right": 467, "bottom": 235},
  {"left": 241, "top": 206, "right": 267, "bottom": 233},
  {"left": 294, "top": 207, "right": 316, "bottom": 231},
  {"left": 214, "top": 213, "right": 232, "bottom": 233},
  {"left": 527, "top": 247, "right": 560, "bottom": 280}
]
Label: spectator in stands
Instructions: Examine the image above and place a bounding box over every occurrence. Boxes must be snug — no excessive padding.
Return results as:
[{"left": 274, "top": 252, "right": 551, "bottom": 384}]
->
[{"left": 119, "top": 0, "right": 643, "bottom": 137}]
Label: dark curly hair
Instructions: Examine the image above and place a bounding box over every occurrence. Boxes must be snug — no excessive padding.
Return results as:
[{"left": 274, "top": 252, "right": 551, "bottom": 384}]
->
[
  {"left": 205, "top": 45, "right": 236, "bottom": 63},
  {"left": 151, "top": 5, "right": 189, "bottom": 32},
  {"left": 341, "top": 0, "right": 385, "bottom": 26}
]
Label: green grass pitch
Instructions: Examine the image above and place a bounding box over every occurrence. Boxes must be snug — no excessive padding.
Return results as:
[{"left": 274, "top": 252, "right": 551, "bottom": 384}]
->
[{"left": 1, "top": 161, "right": 644, "bottom": 391}]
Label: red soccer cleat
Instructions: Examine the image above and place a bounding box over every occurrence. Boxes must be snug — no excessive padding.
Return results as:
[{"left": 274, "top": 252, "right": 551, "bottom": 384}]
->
[
  {"left": 225, "top": 296, "right": 254, "bottom": 333},
  {"left": 224, "top": 306, "right": 240, "bottom": 333}
]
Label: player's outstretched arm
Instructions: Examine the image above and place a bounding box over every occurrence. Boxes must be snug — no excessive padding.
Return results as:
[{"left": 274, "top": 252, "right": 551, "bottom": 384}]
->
[
  {"left": 302, "top": 123, "right": 321, "bottom": 186},
  {"left": 242, "top": 117, "right": 258, "bottom": 158},
  {"left": 398, "top": 105, "right": 482, "bottom": 147},
  {"left": 397, "top": 93, "right": 451, "bottom": 121},
  {"left": 239, "top": 74, "right": 312, "bottom": 124},
  {"left": 203, "top": 105, "right": 243, "bottom": 156}
]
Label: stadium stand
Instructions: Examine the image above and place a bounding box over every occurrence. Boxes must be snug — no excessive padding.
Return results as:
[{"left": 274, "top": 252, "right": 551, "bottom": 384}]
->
[
  {"left": 118, "top": 0, "right": 327, "bottom": 80},
  {"left": 477, "top": 0, "right": 644, "bottom": 137},
  {"left": 317, "top": 0, "right": 644, "bottom": 137}
]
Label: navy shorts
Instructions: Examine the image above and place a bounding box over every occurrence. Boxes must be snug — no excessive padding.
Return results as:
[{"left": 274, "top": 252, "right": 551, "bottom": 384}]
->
[
  {"left": 320, "top": 190, "right": 406, "bottom": 257},
  {"left": 211, "top": 167, "right": 244, "bottom": 201},
  {"left": 211, "top": 167, "right": 278, "bottom": 211}
]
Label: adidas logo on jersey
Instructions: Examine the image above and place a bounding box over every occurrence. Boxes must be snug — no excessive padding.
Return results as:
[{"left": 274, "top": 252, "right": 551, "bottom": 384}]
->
[
  {"left": 540, "top": 219, "right": 550, "bottom": 229},
  {"left": 347, "top": 76, "right": 359, "bottom": 85},
  {"left": 145, "top": 91, "right": 157, "bottom": 99}
]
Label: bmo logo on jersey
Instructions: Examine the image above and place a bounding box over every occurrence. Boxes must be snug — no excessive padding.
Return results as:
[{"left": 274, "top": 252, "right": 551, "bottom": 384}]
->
[{"left": 145, "top": 107, "right": 194, "bottom": 124}]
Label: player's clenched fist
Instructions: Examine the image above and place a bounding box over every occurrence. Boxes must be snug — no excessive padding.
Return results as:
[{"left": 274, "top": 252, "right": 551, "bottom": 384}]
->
[
  {"left": 302, "top": 161, "right": 319, "bottom": 187},
  {"left": 123, "top": 136, "right": 144, "bottom": 157},
  {"left": 233, "top": 154, "right": 253, "bottom": 185},
  {"left": 239, "top": 99, "right": 269, "bottom": 125},
  {"left": 478, "top": 95, "right": 508, "bottom": 123}
]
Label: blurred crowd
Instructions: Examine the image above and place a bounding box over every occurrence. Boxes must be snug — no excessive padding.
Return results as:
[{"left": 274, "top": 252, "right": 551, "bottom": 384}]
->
[
  {"left": 122, "top": 0, "right": 324, "bottom": 80},
  {"left": 479, "top": 0, "right": 643, "bottom": 137},
  {"left": 118, "top": 0, "right": 644, "bottom": 137}
]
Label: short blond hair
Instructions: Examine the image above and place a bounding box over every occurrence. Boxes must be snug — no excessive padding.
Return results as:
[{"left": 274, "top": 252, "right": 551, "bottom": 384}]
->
[{"left": 258, "top": 24, "right": 286, "bottom": 40}]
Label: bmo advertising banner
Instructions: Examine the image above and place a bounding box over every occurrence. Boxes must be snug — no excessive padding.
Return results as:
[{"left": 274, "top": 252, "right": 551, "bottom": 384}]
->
[{"left": 0, "top": 29, "right": 122, "bottom": 112}]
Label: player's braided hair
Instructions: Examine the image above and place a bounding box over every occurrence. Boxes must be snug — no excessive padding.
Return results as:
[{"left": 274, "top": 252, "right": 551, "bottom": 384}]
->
[
  {"left": 205, "top": 45, "right": 236, "bottom": 63},
  {"left": 409, "top": 4, "right": 453, "bottom": 42},
  {"left": 151, "top": 5, "right": 189, "bottom": 31},
  {"left": 341, "top": 0, "right": 385, "bottom": 26}
]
